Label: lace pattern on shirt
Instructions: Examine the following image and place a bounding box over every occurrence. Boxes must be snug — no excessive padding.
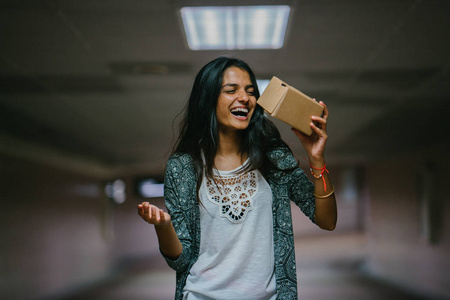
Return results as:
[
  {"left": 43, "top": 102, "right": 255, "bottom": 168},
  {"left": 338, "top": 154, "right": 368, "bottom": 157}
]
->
[{"left": 205, "top": 171, "right": 258, "bottom": 223}]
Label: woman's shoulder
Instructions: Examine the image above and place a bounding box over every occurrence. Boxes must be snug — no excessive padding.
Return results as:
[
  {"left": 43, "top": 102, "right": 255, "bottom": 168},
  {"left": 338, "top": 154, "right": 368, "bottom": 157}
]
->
[
  {"left": 165, "top": 152, "right": 197, "bottom": 177},
  {"left": 267, "top": 146, "right": 299, "bottom": 171},
  {"left": 164, "top": 153, "right": 198, "bottom": 207},
  {"left": 168, "top": 152, "right": 193, "bottom": 164}
]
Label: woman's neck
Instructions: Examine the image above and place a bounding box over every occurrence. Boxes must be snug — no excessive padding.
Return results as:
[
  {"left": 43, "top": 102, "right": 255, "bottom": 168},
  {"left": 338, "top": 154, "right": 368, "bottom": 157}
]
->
[{"left": 215, "top": 131, "right": 246, "bottom": 171}]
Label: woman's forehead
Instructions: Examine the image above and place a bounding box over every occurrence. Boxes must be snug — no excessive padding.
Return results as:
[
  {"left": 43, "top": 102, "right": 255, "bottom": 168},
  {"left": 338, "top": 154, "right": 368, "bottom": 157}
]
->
[{"left": 222, "top": 67, "right": 252, "bottom": 84}]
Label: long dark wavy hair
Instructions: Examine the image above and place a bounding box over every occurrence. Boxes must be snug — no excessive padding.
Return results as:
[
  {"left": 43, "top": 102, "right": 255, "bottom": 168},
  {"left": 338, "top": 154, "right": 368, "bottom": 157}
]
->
[{"left": 174, "top": 56, "right": 290, "bottom": 185}]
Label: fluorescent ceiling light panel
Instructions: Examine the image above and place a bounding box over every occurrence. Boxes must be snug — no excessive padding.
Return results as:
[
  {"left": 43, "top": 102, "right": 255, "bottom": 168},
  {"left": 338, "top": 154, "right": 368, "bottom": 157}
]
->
[{"left": 181, "top": 6, "right": 290, "bottom": 50}]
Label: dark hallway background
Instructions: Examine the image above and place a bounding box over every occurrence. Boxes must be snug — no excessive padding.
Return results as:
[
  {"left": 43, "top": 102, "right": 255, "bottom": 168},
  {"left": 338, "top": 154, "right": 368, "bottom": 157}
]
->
[
  {"left": 1, "top": 0, "right": 449, "bottom": 299},
  {"left": 1, "top": 151, "right": 449, "bottom": 300}
]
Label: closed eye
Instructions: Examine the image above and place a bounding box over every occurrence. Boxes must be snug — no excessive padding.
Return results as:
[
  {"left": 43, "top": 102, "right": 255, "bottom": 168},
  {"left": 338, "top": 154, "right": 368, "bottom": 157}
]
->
[{"left": 246, "top": 84, "right": 255, "bottom": 96}]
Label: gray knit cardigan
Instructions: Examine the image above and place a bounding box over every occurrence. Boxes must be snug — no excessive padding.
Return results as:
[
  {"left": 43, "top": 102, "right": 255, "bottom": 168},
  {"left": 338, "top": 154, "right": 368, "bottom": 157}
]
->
[{"left": 162, "top": 147, "right": 316, "bottom": 300}]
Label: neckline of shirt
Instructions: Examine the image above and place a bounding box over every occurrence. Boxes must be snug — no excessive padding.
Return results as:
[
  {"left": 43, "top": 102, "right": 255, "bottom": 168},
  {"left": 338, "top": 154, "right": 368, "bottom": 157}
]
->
[{"left": 214, "top": 158, "right": 250, "bottom": 176}]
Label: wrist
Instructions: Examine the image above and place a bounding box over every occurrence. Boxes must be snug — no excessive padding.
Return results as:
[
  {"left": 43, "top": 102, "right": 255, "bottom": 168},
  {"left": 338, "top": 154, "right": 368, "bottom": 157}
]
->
[
  {"left": 303, "top": 155, "right": 325, "bottom": 169},
  {"left": 308, "top": 157, "right": 325, "bottom": 168},
  {"left": 154, "top": 221, "right": 172, "bottom": 232},
  {"left": 304, "top": 155, "right": 330, "bottom": 191}
]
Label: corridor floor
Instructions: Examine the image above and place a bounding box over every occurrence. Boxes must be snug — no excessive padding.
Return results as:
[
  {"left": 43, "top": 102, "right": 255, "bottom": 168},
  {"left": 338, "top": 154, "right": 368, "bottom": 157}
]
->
[{"left": 56, "top": 233, "right": 434, "bottom": 300}]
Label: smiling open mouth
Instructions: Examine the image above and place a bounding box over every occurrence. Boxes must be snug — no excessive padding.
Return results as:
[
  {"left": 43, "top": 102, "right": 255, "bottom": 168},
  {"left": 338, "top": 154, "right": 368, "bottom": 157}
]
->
[{"left": 230, "top": 107, "right": 249, "bottom": 117}]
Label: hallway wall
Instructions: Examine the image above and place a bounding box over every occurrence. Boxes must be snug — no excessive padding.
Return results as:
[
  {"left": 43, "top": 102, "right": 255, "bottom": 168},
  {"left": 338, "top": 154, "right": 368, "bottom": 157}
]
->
[
  {"left": 0, "top": 155, "right": 159, "bottom": 300},
  {"left": 364, "top": 151, "right": 450, "bottom": 299}
]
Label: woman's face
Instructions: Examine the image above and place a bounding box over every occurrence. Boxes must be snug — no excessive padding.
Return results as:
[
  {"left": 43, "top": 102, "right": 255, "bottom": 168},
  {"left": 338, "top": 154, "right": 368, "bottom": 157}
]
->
[{"left": 216, "top": 67, "right": 257, "bottom": 133}]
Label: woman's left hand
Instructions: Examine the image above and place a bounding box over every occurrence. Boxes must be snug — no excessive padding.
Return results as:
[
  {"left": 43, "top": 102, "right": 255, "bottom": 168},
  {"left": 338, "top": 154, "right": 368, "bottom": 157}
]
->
[{"left": 291, "top": 100, "right": 328, "bottom": 165}]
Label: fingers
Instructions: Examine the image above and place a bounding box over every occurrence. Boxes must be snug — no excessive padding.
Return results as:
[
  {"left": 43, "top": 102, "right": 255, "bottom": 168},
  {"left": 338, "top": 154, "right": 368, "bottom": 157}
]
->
[
  {"left": 137, "top": 203, "right": 145, "bottom": 217},
  {"left": 311, "top": 107, "right": 328, "bottom": 141},
  {"left": 318, "top": 100, "right": 329, "bottom": 120},
  {"left": 138, "top": 202, "right": 167, "bottom": 225},
  {"left": 159, "top": 209, "right": 166, "bottom": 223},
  {"left": 312, "top": 99, "right": 329, "bottom": 121},
  {"left": 311, "top": 100, "right": 328, "bottom": 133},
  {"left": 310, "top": 121, "right": 328, "bottom": 139},
  {"left": 311, "top": 115, "right": 327, "bottom": 130},
  {"left": 151, "top": 206, "right": 159, "bottom": 223}
]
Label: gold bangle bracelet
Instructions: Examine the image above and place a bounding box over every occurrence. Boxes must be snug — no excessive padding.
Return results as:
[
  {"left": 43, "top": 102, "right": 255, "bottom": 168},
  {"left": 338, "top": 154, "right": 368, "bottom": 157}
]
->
[{"left": 314, "top": 185, "right": 335, "bottom": 198}]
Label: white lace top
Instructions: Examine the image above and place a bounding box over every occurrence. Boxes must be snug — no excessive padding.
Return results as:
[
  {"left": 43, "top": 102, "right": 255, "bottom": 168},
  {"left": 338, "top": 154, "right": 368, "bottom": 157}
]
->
[
  {"left": 205, "top": 169, "right": 258, "bottom": 223},
  {"left": 183, "top": 164, "right": 276, "bottom": 300}
]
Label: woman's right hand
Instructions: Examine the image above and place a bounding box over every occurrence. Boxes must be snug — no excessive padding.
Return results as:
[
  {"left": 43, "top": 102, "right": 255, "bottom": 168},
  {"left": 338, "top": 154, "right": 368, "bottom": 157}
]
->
[{"left": 138, "top": 202, "right": 171, "bottom": 227}]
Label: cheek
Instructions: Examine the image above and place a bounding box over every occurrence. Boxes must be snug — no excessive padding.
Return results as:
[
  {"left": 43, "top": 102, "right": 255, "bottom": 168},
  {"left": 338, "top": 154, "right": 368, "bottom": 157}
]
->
[
  {"left": 249, "top": 98, "right": 257, "bottom": 112},
  {"left": 216, "top": 104, "right": 230, "bottom": 123}
]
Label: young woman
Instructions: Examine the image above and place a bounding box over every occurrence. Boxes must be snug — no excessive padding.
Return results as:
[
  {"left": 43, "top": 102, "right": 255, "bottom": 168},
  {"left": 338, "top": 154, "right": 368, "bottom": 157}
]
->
[{"left": 138, "top": 57, "right": 337, "bottom": 299}]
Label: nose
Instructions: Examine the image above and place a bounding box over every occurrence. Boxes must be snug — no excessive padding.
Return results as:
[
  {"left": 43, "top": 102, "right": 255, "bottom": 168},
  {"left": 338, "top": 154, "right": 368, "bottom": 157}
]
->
[{"left": 237, "top": 89, "right": 249, "bottom": 103}]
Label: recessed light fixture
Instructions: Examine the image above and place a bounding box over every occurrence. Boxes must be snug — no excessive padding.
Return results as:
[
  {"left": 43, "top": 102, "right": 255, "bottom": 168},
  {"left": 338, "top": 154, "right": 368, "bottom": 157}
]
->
[{"left": 180, "top": 5, "right": 291, "bottom": 50}]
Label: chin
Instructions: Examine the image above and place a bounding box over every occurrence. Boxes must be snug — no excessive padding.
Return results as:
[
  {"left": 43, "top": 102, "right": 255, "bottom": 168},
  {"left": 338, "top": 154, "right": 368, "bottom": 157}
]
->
[{"left": 233, "top": 121, "right": 251, "bottom": 130}]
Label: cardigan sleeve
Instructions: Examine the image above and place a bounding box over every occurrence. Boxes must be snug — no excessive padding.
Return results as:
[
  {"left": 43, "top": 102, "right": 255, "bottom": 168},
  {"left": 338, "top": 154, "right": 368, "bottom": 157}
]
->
[
  {"left": 268, "top": 147, "right": 316, "bottom": 223},
  {"left": 162, "top": 154, "right": 198, "bottom": 273},
  {"left": 289, "top": 167, "right": 316, "bottom": 224}
]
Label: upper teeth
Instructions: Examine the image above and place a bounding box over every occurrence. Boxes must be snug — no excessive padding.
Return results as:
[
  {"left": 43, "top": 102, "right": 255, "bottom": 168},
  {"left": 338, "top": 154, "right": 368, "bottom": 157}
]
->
[{"left": 231, "top": 108, "right": 248, "bottom": 113}]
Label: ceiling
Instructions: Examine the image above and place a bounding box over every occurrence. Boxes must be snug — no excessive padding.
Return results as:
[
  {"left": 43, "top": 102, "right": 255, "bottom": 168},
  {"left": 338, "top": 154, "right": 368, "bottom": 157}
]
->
[{"left": 1, "top": 0, "right": 449, "bottom": 179}]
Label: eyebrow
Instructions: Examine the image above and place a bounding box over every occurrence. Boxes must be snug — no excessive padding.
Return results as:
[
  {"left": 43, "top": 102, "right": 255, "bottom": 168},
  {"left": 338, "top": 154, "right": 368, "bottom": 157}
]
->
[{"left": 222, "top": 83, "right": 255, "bottom": 89}]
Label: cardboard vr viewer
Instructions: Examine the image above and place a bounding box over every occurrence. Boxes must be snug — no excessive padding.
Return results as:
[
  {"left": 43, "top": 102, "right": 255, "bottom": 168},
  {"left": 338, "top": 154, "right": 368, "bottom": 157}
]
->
[{"left": 257, "top": 76, "right": 324, "bottom": 136}]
